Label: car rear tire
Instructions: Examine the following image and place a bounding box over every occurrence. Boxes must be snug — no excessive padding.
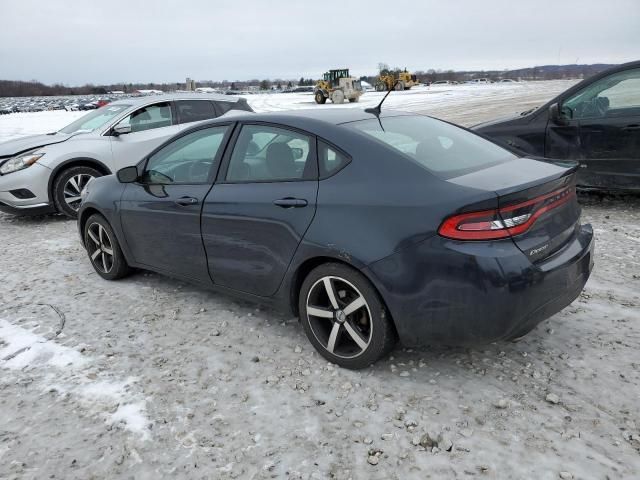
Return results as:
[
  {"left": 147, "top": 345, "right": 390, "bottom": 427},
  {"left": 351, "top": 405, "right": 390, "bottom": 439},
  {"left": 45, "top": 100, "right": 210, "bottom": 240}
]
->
[
  {"left": 83, "top": 213, "right": 131, "bottom": 280},
  {"left": 53, "top": 166, "right": 101, "bottom": 218},
  {"left": 298, "top": 263, "right": 396, "bottom": 369}
]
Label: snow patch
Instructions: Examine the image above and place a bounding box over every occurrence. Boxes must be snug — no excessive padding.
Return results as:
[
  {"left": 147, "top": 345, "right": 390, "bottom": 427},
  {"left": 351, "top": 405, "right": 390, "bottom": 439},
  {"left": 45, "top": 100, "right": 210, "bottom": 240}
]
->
[
  {"left": 0, "top": 319, "right": 86, "bottom": 370},
  {"left": 109, "top": 402, "right": 150, "bottom": 440},
  {"left": 0, "top": 318, "right": 150, "bottom": 439}
]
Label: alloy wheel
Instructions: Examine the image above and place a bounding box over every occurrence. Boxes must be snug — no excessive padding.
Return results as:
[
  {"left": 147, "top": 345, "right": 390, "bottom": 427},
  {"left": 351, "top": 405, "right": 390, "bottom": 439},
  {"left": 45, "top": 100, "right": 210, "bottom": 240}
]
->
[
  {"left": 305, "top": 276, "right": 372, "bottom": 359},
  {"left": 86, "top": 222, "right": 114, "bottom": 274},
  {"left": 64, "top": 174, "right": 94, "bottom": 211}
]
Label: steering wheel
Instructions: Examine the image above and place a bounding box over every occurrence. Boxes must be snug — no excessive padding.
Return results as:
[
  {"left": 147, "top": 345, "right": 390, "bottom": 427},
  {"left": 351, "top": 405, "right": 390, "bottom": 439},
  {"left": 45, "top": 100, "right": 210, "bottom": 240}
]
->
[{"left": 187, "top": 160, "right": 211, "bottom": 182}]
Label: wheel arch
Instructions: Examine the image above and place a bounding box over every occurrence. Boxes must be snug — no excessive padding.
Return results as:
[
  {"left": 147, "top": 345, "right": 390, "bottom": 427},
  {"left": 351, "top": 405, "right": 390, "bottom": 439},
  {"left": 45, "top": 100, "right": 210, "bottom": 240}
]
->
[
  {"left": 288, "top": 256, "right": 398, "bottom": 335},
  {"left": 47, "top": 158, "right": 111, "bottom": 202},
  {"left": 77, "top": 206, "right": 104, "bottom": 247}
]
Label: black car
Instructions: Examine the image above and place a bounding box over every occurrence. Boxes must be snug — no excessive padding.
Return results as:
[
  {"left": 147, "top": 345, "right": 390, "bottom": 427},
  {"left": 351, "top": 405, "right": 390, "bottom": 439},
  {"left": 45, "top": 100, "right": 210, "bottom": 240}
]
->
[
  {"left": 78, "top": 110, "right": 594, "bottom": 369},
  {"left": 474, "top": 60, "right": 640, "bottom": 192}
]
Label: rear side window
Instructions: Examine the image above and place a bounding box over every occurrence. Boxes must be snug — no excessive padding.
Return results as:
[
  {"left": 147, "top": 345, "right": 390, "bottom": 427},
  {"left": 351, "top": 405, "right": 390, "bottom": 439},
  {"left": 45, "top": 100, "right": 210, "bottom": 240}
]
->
[
  {"left": 226, "top": 124, "right": 314, "bottom": 182},
  {"left": 176, "top": 100, "right": 217, "bottom": 124},
  {"left": 318, "top": 140, "right": 349, "bottom": 178},
  {"left": 346, "top": 115, "right": 516, "bottom": 179}
]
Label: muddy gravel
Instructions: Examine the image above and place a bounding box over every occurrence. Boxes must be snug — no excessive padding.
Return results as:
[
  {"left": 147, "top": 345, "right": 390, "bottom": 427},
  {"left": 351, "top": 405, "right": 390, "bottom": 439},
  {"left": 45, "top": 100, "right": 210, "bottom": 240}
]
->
[{"left": 1, "top": 86, "right": 639, "bottom": 479}]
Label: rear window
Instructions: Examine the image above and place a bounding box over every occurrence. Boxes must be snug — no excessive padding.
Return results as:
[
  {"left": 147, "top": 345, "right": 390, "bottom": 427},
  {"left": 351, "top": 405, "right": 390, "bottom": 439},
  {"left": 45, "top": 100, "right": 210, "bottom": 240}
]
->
[
  {"left": 216, "top": 100, "right": 251, "bottom": 114},
  {"left": 346, "top": 115, "right": 516, "bottom": 179}
]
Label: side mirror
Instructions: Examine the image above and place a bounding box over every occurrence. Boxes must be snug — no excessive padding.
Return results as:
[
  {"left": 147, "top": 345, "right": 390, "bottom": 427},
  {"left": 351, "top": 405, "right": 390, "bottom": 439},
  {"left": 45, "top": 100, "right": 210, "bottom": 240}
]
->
[
  {"left": 549, "top": 103, "right": 567, "bottom": 125},
  {"left": 117, "top": 166, "right": 139, "bottom": 183},
  {"left": 112, "top": 124, "right": 132, "bottom": 136}
]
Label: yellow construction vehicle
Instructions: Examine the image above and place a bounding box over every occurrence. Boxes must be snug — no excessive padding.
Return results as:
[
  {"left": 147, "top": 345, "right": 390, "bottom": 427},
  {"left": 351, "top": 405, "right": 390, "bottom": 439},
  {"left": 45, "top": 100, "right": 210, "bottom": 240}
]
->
[
  {"left": 314, "top": 69, "right": 363, "bottom": 104},
  {"left": 375, "top": 70, "right": 419, "bottom": 91}
]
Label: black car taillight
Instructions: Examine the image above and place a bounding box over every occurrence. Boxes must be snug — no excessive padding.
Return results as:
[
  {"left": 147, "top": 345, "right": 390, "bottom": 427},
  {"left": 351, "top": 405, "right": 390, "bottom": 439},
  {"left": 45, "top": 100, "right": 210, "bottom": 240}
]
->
[{"left": 438, "top": 186, "right": 575, "bottom": 241}]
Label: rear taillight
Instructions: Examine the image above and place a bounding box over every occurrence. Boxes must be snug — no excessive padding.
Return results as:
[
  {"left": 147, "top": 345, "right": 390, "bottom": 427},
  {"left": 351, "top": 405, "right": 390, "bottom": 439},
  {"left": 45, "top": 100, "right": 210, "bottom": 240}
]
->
[{"left": 438, "top": 186, "right": 575, "bottom": 241}]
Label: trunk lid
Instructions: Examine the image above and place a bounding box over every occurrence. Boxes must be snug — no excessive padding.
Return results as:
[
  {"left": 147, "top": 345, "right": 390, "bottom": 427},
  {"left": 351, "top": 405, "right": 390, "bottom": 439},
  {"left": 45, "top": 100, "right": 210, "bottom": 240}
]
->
[{"left": 449, "top": 157, "right": 580, "bottom": 262}]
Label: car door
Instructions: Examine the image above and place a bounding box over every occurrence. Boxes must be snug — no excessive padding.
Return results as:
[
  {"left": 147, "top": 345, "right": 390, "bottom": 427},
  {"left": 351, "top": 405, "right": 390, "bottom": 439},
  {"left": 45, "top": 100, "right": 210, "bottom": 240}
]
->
[
  {"left": 109, "top": 101, "right": 184, "bottom": 170},
  {"left": 547, "top": 67, "right": 640, "bottom": 190},
  {"left": 119, "top": 125, "right": 232, "bottom": 283},
  {"left": 201, "top": 123, "right": 318, "bottom": 297}
]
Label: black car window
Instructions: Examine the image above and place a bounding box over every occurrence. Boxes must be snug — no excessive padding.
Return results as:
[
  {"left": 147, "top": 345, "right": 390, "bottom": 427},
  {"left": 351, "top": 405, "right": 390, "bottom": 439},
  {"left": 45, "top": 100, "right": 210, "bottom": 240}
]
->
[
  {"left": 142, "top": 126, "right": 228, "bottom": 184},
  {"left": 226, "top": 125, "right": 313, "bottom": 182},
  {"left": 118, "top": 102, "right": 173, "bottom": 133},
  {"left": 347, "top": 115, "right": 516, "bottom": 180},
  {"left": 216, "top": 100, "right": 252, "bottom": 115},
  {"left": 176, "top": 100, "right": 217, "bottom": 124},
  {"left": 318, "top": 140, "right": 349, "bottom": 178},
  {"left": 563, "top": 68, "right": 640, "bottom": 119}
]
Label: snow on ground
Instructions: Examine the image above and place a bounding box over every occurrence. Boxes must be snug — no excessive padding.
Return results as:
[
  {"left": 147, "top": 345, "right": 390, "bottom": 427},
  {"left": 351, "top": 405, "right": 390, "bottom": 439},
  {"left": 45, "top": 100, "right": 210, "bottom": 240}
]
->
[
  {"left": 1, "top": 81, "right": 639, "bottom": 479},
  {"left": 0, "top": 110, "right": 85, "bottom": 143}
]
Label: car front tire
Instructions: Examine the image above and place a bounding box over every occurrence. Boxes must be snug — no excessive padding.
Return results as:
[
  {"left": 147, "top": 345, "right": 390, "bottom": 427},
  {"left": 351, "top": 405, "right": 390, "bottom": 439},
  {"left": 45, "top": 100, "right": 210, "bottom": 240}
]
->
[
  {"left": 83, "top": 213, "right": 131, "bottom": 280},
  {"left": 53, "top": 166, "right": 101, "bottom": 218},
  {"left": 298, "top": 263, "right": 396, "bottom": 369}
]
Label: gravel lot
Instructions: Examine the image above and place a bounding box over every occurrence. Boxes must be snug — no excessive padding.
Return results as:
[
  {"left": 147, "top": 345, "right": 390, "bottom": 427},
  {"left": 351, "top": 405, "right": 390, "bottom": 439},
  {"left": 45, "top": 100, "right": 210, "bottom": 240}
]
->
[{"left": 1, "top": 84, "right": 639, "bottom": 479}]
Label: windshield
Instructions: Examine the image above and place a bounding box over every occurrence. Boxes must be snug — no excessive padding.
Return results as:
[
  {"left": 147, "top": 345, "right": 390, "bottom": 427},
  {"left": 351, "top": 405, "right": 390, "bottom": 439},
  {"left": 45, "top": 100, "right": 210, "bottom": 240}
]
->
[
  {"left": 59, "top": 104, "right": 131, "bottom": 134},
  {"left": 346, "top": 115, "right": 517, "bottom": 179}
]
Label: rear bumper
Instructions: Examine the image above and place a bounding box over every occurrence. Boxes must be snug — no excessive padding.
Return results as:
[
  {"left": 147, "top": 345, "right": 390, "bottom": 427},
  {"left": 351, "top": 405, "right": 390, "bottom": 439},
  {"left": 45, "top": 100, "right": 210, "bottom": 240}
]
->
[{"left": 365, "top": 224, "right": 594, "bottom": 346}]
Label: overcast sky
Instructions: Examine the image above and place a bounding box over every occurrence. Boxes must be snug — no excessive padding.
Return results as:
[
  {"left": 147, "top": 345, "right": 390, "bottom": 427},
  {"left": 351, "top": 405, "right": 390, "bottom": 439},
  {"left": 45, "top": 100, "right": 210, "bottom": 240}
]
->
[{"left": 1, "top": 0, "right": 638, "bottom": 85}]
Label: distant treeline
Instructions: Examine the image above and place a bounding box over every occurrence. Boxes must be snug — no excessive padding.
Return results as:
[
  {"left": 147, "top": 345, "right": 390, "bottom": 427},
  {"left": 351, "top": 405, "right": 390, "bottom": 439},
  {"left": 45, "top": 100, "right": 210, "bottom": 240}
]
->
[
  {"left": 0, "top": 64, "right": 618, "bottom": 97},
  {"left": 360, "top": 63, "right": 617, "bottom": 85},
  {"left": 0, "top": 80, "right": 180, "bottom": 97}
]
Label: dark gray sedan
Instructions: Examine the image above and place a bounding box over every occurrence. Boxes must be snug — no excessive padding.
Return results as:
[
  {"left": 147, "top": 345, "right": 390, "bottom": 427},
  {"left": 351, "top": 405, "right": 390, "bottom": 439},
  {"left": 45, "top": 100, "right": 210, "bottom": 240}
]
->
[{"left": 78, "top": 109, "right": 594, "bottom": 369}]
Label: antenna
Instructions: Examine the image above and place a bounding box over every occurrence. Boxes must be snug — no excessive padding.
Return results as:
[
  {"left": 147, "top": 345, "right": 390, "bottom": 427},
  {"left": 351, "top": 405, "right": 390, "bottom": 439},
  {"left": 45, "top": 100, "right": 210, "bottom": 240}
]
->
[{"left": 365, "top": 79, "right": 399, "bottom": 117}]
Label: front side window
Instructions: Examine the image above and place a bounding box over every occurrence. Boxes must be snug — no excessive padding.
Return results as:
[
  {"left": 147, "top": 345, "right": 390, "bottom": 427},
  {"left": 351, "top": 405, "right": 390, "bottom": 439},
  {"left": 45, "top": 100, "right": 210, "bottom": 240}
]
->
[
  {"left": 347, "top": 115, "right": 515, "bottom": 179},
  {"left": 142, "top": 126, "right": 228, "bottom": 184},
  {"left": 563, "top": 68, "right": 640, "bottom": 119},
  {"left": 118, "top": 102, "right": 173, "bottom": 133},
  {"left": 59, "top": 104, "right": 131, "bottom": 134},
  {"left": 226, "top": 125, "right": 314, "bottom": 182},
  {"left": 176, "top": 100, "right": 217, "bottom": 124}
]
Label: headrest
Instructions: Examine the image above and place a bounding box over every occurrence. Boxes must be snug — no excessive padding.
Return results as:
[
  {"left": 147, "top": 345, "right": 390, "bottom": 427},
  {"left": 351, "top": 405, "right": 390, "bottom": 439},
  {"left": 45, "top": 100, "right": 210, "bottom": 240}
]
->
[{"left": 266, "top": 143, "right": 295, "bottom": 179}]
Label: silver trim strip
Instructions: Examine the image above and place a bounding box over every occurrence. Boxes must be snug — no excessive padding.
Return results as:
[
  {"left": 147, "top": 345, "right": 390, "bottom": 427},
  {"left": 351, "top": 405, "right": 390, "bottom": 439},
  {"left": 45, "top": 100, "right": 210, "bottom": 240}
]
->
[{"left": 7, "top": 202, "right": 50, "bottom": 209}]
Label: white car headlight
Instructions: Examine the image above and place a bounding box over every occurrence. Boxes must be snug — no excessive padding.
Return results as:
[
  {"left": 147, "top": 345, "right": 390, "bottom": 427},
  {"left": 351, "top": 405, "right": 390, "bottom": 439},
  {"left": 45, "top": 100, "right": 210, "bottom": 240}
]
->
[{"left": 0, "top": 151, "right": 45, "bottom": 175}]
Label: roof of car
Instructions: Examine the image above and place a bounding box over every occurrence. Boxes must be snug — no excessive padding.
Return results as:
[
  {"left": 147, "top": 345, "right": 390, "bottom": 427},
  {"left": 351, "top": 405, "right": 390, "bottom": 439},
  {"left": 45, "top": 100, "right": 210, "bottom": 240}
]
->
[
  {"left": 215, "top": 108, "right": 415, "bottom": 126},
  {"left": 108, "top": 93, "right": 245, "bottom": 107}
]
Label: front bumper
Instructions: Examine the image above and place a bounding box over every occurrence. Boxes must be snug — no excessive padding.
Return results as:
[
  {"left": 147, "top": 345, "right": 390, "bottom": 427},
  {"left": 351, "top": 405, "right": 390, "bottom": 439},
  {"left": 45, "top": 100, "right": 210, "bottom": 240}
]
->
[
  {"left": 366, "top": 224, "right": 594, "bottom": 346},
  {"left": 0, "top": 163, "right": 53, "bottom": 216},
  {"left": 0, "top": 201, "right": 55, "bottom": 216}
]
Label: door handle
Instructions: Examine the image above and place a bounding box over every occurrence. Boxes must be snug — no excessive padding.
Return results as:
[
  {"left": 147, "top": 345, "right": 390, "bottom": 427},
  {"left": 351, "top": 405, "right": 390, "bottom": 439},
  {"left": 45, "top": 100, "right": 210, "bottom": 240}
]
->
[
  {"left": 175, "top": 196, "right": 199, "bottom": 206},
  {"left": 273, "top": 197, "right": 308, "bottom": 208},
  {"left": 623, "top": 124, "right": 640, "bottom": 131}
]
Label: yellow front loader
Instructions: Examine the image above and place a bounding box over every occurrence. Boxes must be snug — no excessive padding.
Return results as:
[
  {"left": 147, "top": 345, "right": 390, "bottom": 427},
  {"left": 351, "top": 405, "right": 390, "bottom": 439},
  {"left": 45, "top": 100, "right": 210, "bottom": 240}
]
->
[
  {"left": 314, "top": 69, "right": 363, "bottom": 104},
  {"left": 375, "top": 70, "right": 419, "bottom": 91}
]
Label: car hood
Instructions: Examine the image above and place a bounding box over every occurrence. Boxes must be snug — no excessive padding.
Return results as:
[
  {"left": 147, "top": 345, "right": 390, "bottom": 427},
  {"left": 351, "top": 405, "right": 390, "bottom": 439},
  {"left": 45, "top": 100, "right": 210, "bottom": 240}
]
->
[{"left": 0, "top": 132, "right": 73, "bottom": 157}]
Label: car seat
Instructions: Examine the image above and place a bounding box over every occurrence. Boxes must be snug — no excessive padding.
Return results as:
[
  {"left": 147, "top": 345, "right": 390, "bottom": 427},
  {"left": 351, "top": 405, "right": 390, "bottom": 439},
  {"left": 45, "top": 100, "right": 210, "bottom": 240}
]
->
[{"left": 266, "top": 143, "right": 296, "bottom": 179}]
